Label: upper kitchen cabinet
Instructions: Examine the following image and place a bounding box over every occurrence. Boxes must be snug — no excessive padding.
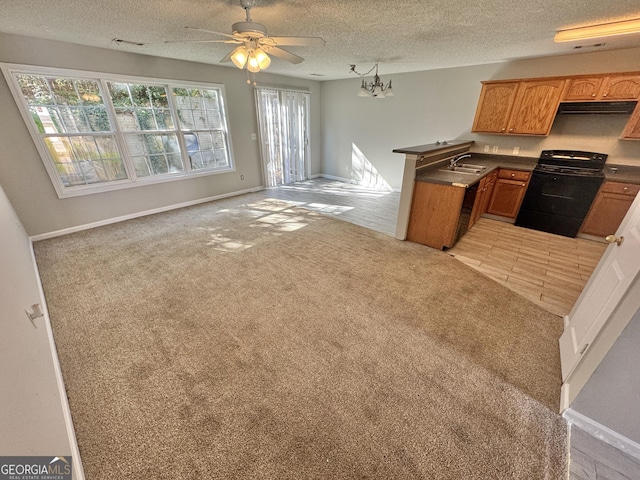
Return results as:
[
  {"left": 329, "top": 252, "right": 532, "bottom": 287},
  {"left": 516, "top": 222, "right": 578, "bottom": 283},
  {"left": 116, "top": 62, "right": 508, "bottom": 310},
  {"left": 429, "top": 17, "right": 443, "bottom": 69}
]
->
[
  {"left": 508, "top": 80, "right": 566, "bottom": 135},
  {"left": 600, "top": 75, "right": 640, "bottom": 100},
  {"left": 621, "top": 101, "right": 640, "bottom": 139},
  {"left": 472, "top": 79, "right": 565, "bottom": 136},
  {"left": 471, "top": 82, "right": 519, "bottom": 133},
  {"left": 562, "top": 74, "right": 640, "bottom": 101},
  {"left": 562, "top": 77, "right": 605, "bottom": 101}
]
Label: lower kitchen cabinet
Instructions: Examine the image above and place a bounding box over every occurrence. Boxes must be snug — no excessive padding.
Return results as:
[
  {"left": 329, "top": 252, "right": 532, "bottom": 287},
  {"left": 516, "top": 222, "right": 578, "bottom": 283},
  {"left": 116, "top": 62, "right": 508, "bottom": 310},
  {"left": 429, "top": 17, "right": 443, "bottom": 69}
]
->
[
  {"left": 407, "top": 181, "right": 465, "bottom": 249},
  {"left": 486, "top": 169, "right": 531, "bottom": 219},
  {"left": 580, "top": 181, "right": 640, "bottom": 237},
  {"left": 469, "top": 170, "right": 497, "bottom": 228}
]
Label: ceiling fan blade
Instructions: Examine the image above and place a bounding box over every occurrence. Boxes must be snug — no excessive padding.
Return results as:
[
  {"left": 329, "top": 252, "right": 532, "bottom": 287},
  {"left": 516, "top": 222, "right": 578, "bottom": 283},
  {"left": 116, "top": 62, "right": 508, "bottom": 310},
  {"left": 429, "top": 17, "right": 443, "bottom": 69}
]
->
[
  {"left": 268, "top": 36, "right": 326, "bottom": 47},
  {"left": 164, "top": 39, "right": 240, "bottom": 44},
  {"left": 184, "top": 26, "right": 237, "bottom": 39},
  {"left": 220, "top": 50, "right": 234, "bottom": 63},
  {"left": 268, "top": 47, "right": 304, "bottom": 64}
]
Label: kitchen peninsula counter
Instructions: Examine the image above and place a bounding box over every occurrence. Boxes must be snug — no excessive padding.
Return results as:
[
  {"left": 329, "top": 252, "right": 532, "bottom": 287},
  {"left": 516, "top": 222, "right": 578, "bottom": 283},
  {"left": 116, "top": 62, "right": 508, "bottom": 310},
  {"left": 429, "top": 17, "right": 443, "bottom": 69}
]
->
[{"left": 414, "top": 153, "right": 537, "bottom": 188}]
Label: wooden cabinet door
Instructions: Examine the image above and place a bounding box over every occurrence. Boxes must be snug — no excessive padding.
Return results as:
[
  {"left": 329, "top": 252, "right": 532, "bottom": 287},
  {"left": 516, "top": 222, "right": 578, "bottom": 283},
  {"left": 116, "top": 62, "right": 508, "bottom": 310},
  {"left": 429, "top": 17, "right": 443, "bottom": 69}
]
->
[
  {"left": 580, "top": 182, "right": 640, "bottom": 236},
  {"left": 471, "top": 82, "right": 519, "bottom": 133},
  {"left": 621, "top": 101, "right": 640, "bottom": 140},
  {"left": 600, "top": 75, "right": 640, "bottom": 100},
  {"left": 507, "top": 80, "right": 565, "bottom": 135},
  {"left": 407, "top": 182, "right": 466, "bottom": 249},
  {"left": 469, "top": 177, "right": 486, "bottom": 229},
  {"left": 481, "top": 171, "right": 497, "bottom": 214},
  {"left": 562, "top": 77, "right": 605, "bottom": 101},
  {"left": 487, "top": 177, "right": 529, "bottom": 218}
]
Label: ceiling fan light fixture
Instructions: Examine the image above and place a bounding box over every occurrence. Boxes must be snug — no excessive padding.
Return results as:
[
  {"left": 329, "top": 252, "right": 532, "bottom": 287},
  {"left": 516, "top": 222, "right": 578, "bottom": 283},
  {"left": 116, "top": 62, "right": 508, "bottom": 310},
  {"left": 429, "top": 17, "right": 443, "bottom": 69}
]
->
[
  {"left": 231, "top": 46, "right": 249, "bottom": 68},
  {"left": 554, "top": 18, "right": 640, "bottom": 42},
  {"left": 247, "top": 52, "right": 261, "bottom": 73},
  {"left": 254, "top": 48, "right": 271, "bottom": 70}
]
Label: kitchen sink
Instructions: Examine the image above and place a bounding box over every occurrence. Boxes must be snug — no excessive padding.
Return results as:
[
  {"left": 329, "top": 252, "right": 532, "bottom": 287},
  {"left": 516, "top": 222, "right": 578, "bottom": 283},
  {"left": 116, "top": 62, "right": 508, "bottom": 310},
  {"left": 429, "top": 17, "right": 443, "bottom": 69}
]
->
[{"left": 438, "top": 164, "right": 488, "bottom": 175}]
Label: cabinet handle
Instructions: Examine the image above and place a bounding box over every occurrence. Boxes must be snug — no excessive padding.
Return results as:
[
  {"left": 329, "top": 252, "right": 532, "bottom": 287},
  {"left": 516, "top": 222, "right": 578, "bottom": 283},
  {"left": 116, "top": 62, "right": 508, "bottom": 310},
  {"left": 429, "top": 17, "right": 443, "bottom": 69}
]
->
[
  {"left": 603, "top": 93, "right": 608, "bottom": 97},
  {"left": 509, "top": 128, "right": 514, "bottom": 132},
  {"left": 521, "top": 183, "right": 525, "bottom": 187},
  {"left": 501, "top": 128, "right": 506, "bottom": 132},
  {"left": 623, "top": 186, "right": 628, "bottom": 191},
  {"left": 511, "top": 173, "right": 515, "bottom": 177},
  {"left": 591, "top": 93, "right": 596, "bottom": 97}
]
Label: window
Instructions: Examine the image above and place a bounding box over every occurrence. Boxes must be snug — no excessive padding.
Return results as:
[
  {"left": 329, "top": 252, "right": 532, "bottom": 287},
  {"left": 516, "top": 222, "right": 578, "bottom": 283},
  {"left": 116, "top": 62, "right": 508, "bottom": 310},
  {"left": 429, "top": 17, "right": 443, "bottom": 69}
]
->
[{"left": 2, "top": 65, "right": 234, "bottom": 198}]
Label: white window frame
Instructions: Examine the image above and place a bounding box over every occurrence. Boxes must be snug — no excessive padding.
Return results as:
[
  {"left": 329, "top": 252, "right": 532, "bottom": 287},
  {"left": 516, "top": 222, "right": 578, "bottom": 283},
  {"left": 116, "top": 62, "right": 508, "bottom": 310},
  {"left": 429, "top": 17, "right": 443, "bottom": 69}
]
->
[{"left": 1, "top": 63, "right": 236, "bottom": 198}]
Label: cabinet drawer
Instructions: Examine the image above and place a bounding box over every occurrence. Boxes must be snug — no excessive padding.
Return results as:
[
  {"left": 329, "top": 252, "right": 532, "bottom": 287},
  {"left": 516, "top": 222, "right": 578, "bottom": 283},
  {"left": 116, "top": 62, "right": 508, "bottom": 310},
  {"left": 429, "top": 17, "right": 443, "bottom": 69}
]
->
[
  {"left": 497, "top": 169, "right": 530, "bottom": 181},
  {"left": 601, "top": 181, "right": 640, "bottom": 196}
]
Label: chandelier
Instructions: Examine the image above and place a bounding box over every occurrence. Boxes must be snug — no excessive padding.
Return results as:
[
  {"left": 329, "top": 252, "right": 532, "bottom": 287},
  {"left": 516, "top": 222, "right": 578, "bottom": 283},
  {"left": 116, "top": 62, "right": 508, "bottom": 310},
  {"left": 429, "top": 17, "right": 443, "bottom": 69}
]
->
[{"left": 349, "top": 63, "right": 394, "bottom": 98}]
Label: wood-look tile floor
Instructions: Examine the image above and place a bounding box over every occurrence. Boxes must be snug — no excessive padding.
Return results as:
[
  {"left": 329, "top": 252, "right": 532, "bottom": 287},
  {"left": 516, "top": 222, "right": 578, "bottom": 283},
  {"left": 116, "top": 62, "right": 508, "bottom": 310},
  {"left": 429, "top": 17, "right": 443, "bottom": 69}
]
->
[
  {"left": 569, "top": 425, "right": 640, "bottom": 480},
  {"left": 258, "top": 178, "right": 400, "bottom": 236},
  {"left": 447, "top": 218, "right": 608, "bottom": 317},
  {"left": 261, "top": 178, "right": 607, "bottom": 318}
]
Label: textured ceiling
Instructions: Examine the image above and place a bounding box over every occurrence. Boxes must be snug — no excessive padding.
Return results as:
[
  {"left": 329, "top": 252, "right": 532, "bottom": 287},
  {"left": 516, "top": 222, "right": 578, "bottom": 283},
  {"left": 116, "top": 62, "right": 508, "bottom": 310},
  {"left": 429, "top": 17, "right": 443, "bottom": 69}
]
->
[{"left": 1, "top": 0, "right": 640, "bottom": 80}]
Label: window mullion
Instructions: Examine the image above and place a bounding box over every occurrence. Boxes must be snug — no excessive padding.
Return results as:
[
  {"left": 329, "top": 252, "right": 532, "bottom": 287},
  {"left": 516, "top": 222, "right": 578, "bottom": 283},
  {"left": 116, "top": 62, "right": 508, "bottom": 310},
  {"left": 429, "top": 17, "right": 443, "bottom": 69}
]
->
[
  {"left": 100, "top": 79, "right": 137, "bottom": 182},
  {"left": 166, "top": 85, "right": 192, "bottom": 173}
]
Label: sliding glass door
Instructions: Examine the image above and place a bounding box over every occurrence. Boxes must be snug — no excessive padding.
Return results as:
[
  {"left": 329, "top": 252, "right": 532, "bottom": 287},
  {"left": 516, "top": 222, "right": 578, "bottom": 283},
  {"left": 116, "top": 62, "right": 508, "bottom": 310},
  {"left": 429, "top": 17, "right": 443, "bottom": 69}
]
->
[{"left": 255, "top": 88, "right": 310, "bottom": 187}]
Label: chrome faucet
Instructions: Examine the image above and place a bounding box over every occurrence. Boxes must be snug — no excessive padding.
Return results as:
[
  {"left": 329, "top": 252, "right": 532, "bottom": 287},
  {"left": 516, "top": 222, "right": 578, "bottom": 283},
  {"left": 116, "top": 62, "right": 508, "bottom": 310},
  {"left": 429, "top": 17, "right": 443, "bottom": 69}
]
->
[{"left": 449, "top": 153, "right": 472, "bottom": 169}]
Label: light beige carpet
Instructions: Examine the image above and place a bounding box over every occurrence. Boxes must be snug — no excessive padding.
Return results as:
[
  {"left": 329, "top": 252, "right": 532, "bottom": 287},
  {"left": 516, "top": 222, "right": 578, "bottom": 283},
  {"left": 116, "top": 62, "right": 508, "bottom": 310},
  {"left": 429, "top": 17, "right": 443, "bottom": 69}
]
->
[{"left": 34, "top": 194, "right": 567, "bottom": 479}]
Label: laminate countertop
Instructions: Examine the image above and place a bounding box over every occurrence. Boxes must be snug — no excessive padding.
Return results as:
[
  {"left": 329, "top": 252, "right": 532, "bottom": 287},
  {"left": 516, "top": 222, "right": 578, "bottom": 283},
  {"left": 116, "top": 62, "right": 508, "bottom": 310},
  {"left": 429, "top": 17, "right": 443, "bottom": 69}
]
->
[
  {"left": 604, "top": 164, "right": 640, "bottom": 185},
  {"left": 415, "top": 153, "right": 537, "bottom": 188},
  {"left": 415, "top": 154, "right": 640, "bottom": 188}
]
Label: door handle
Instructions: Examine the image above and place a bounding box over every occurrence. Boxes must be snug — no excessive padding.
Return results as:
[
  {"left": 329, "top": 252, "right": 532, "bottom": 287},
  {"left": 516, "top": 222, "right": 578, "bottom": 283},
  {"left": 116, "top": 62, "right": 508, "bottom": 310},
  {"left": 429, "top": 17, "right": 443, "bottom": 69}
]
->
[{"left": 605, "top": 235, "right": 624, "bottom": 246}]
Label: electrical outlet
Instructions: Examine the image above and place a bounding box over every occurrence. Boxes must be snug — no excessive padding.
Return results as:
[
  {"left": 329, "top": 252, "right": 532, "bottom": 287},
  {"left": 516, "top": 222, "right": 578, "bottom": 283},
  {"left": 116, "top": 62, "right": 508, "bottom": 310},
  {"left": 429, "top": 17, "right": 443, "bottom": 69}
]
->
[
  {"left": 240, "top": 175, "right": 244, "bottom": 180},
  {"left": 492, "top": 146, "right": 499, "bottom": 153},
  {"left": 251, "top": 133, "right": 257, "bottom": 141},
  {"left": 513, "top": 146, "right": 520, "bottom": 155},
  {"left": 483, "top": 145, "right": 490, "bottom": 152}
]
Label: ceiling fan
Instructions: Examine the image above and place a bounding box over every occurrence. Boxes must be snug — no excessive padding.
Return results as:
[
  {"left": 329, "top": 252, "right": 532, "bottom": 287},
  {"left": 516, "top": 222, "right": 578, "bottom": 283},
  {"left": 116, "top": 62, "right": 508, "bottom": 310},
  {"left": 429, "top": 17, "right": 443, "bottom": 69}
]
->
[{"left": 166, "top": 0, "right": 325, "bottom": 73}]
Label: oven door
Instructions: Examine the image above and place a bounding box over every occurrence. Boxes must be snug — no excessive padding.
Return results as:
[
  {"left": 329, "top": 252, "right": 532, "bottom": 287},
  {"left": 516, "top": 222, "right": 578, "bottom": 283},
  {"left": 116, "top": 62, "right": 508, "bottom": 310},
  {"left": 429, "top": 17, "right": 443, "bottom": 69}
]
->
[{"left": 515, "top": 169, "right": 603, "bottom": 237}]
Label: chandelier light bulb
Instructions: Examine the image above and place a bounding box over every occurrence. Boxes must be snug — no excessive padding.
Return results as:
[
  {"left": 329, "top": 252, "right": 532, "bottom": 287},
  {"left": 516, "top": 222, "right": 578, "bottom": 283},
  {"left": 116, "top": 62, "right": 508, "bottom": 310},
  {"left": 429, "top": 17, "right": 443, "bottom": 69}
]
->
[
  {"left": 358, "top": 79, "right": 370, "bottom": 97},
  {"left": 385, "top": 80, "right": 394, "bottom": 97}
]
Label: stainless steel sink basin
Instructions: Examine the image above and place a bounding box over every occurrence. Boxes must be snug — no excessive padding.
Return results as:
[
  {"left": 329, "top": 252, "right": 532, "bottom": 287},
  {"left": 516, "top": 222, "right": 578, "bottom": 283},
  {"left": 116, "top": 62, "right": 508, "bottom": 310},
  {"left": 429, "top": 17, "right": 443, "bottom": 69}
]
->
[
  {"left": 458, "top": 163, "right": 487, "bottom": 171},
  {"left": 438, "top": 164, "right": 488, "bottom": 175}
]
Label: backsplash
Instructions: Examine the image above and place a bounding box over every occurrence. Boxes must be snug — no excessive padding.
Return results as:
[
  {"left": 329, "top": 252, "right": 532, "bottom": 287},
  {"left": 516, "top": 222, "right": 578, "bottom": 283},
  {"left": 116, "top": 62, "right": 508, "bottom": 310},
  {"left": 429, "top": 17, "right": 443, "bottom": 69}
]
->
[{"left": 470, "top": 114, "right": 640, "bottom": 166}]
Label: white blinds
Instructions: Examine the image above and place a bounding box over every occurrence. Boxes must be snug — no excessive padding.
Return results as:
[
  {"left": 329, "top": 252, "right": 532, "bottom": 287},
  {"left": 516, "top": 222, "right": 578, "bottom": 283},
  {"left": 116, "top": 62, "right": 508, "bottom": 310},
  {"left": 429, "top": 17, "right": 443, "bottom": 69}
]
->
[{"left": 255, "top": 87, "right": 310, "bottom": 187}]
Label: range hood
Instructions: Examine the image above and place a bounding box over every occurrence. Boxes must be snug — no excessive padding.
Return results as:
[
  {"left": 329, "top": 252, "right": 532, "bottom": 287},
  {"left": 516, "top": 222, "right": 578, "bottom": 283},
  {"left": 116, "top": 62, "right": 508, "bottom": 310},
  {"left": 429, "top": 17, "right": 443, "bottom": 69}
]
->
[{"left": 557, "top": 100, "right": 637, "bottom": 115}]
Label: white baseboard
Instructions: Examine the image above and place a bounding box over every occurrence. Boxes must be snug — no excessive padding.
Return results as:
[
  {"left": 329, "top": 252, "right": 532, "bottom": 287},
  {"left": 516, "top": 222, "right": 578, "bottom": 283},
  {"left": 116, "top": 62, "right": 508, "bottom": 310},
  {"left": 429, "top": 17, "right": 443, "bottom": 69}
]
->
[
  {"left": 29, "top": 186, "right": 265, "bottom": 241},
  {"left": 29, "top": 242, "right": 85, "bottom": 480},
  {"left": 563, "top": 408, "right": 640, "bottom": 462}
]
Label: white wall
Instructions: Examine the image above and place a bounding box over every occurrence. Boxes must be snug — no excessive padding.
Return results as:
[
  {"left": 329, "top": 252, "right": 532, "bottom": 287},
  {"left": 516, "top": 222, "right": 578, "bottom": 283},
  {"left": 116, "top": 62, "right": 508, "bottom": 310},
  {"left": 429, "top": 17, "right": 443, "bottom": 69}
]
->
[
  {"left": 571, "top": 302, "right": 640, "bottom": 444},
  {"left": 320, "top": 47, "right": 640, "bottom": 190},
  {"left": 0, "top": 184, "right": 73, "bottom": 457},
  {"left": 0, "top": 32, "right": 322, "bottom": 236}
]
